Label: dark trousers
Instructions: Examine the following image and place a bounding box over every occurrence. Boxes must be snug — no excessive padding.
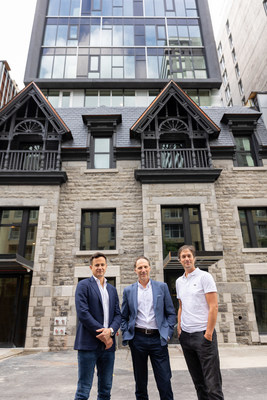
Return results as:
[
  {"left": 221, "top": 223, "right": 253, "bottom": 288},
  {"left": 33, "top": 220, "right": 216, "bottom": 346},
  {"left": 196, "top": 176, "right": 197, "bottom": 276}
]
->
[
  {"left": 129, "top": 331, "right": 173, "bottom": 400},
  {"left": 179, "top": 330, "right": 224, "bottom": 400}
]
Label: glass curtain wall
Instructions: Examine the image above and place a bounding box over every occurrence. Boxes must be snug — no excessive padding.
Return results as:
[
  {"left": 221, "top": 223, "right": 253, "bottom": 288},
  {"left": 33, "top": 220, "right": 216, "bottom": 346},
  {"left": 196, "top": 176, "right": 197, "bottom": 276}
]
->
[{"left": 40, "top": 0, "right": 207, "bottom": 80}]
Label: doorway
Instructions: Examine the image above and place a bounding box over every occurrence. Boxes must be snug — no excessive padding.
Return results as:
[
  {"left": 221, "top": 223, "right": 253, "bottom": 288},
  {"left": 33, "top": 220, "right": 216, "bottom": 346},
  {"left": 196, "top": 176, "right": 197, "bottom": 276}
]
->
[
  {"left": 164, "top": 268, "right": 184, "bottom": 343},
  {"left": 0, "top": 273, "right": 32, "bottom": 347}
]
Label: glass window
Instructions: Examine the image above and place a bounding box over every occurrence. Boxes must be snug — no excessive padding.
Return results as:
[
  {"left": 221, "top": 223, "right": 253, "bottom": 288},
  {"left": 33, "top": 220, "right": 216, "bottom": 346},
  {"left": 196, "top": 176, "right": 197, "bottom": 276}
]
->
[
  {"left": 56, "top": 25, "right": 68, "bottom": 46},
  {"left": 47, "top": 90, "right": 60, "bottom": 107},
  {"left": 61, "top": 92, "right": 71, "bottom": 107},
  {"left": 146, "top": 26, "right": 156, "bottom": 45},
  {"left": 264, "top": 1, "right": 267, "bottom": 15},
  {"left": 85, "top": 89, "right": 98, "bottom": 107},
  {"left": 39, "top": 56, "right": 53, "bottom": 78},
  {"left": 81, "top": 210, "right": 116, "bottom": 250},
  {"left": 70, "top": 0, "right": 81, "bottom": 16},
  {"left": 60, "top": 0, "right": 71, "bottom": 15},
  {"left": 251, "top": 275, "right": 267, "bottom": 334},
  {"left": 161, "top": 206, "right": 203, "bottom": 258},
  {"left": 43, "top": 25, "right": 57, "bottom": 46},
  {"left": 0, "top": 209, "right": 39, "bottom": 261},
  {"left": 239, "top": 208, "right": 267, "bottom": 248},
  {"left": 124, "top": 25, "right": 134, "bottom": 46},
  {"left": 101, "top": 56, "right": 112, "bottom": 78},
  {"left": 65, "top": 55, "right": 77, "bottom": 78},
  {"left": 93, "top": 137, "right": 111, "bottom": 168},
  {"left": 48, "top": 0, "right": 60, "bottom": 15},
  {"left": 234, "top": 135, "right": 256, "bottom": 167}
]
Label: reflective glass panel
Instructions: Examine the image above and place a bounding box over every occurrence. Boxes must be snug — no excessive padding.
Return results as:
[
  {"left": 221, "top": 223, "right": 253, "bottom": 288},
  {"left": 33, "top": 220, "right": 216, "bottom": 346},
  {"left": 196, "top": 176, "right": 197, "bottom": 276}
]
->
[
  {"left": 48, "top": 0, "right": 60, "bottom": 15},
  {"left": 65, "top": 55, "right": 77, "bottom": 78},
  {"left": 95, "top": 138, "right": 110, "bottom": 152},
  {"left": 39, "top": 56, "right": 53, "bottom": 78},
  {"left": 43, "top": 25, "right": 57, "bottom": 46}
]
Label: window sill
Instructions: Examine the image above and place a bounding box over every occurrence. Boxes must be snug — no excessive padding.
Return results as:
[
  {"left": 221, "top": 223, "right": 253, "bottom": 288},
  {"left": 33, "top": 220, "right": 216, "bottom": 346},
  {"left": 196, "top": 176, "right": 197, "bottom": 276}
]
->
[
  {"left": 76, "top": 250, "right": 119, "bottom": 256},
  {"left": 84, "top": 169, "right": 119, "bottom": 174},
  {"left": 242, "top": 248, "right": 267, "bottom": 253},
  {"left": 233, "top": 166, "right": 267, "bottom": 171}
]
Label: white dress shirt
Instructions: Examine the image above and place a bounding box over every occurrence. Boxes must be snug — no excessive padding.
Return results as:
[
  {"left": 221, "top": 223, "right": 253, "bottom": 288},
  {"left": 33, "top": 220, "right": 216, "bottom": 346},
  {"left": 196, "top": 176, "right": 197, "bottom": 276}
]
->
[
  {"left": 93, "top": 276, "right": 109, "bottom": 328},
  {"left": 135, "top": 280, "right": 158, "bottom": 329}
]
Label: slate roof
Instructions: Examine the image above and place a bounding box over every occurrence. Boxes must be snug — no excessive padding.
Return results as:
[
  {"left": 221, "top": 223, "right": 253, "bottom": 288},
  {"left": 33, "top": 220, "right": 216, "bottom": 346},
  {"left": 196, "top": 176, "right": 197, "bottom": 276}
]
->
[{"left": 57, "top": 106, "right": 267, "bottom": 149}]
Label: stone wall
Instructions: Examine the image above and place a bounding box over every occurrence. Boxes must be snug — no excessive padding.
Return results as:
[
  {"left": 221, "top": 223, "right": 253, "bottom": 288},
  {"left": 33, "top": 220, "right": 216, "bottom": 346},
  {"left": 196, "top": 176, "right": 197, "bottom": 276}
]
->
[
  {"left": 49, "top": 160, "right": 143, "bottom": 350},
  {"left": 0, "top": 185, "right": 60, "bottom": 349},
  {"left": 214, "top": 159, "right": 267, "bottom": 344}
]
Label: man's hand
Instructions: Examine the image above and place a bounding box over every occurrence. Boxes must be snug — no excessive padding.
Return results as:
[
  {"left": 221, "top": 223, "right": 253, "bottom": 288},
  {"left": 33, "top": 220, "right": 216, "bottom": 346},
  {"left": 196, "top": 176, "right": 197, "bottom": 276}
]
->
[
  {"left": 96, "top": 328, "right": 113, "bottom": 349},
  {"left": 177, "top": 325, "right": 181, "bottom": 338}
]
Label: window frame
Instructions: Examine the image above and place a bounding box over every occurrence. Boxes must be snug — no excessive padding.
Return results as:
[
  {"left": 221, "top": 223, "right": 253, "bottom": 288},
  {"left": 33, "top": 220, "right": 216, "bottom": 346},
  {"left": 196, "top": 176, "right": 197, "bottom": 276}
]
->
[
  {"left": 89, "top": 135, "right": 114, "bottom": 169},
  {"left": 239, "top": 207, "right": 267, "bottom": 248},
  {"left": 161, "top": 205, "right": 204, "bottom": 258},
  {"left": 233, "top": 133, "right": 259, "bottom": 167},
  {"left": 0, "top": 208, "right": 39, "bottom": 260},
  {"left": 80, "top": 209, "right": 116, "bottom": 251}
]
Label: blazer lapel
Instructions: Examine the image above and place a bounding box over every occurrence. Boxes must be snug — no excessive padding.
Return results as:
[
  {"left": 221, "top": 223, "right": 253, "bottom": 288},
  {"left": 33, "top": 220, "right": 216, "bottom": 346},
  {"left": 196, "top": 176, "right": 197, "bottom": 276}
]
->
[
  {"left": 151, "top": 280, "right": 159, "bottom": 313},
  {"left": 132, "top": 282, "right": 138, "bottom": 314},
  {"left": 90, "top": 276, "right": 103, "bottom": 306}
]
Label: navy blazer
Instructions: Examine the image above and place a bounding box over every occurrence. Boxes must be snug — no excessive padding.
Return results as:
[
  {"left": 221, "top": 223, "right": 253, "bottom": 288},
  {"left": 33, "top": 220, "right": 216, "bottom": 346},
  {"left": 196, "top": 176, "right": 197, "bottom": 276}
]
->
[
  {"left": 74, "top": 276, "right": 121, "bottom": 351},
  {"left": 121, "top": 279, "right": 176, "bottom": 346}
]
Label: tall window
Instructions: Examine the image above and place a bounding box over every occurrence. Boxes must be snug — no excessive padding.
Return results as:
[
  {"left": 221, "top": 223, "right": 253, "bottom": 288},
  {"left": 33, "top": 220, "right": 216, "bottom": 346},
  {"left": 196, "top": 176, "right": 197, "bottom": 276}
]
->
[
  {"left": 81, "top": 210, "right": 116, "bottom": 250},
  {"left": 91, "top": 137, "right": 112, "bottom": 168},
  {"left": 0, "top": 209, "right": 39, "bottom": 261},
  {"left": 161, "top": 206, "right": 203, "bottom": 258},
  {"left": 250, "top": 275, "right": 267, "bottom": 334},
  {"left": 264, "top": 1, "right": 267, "bottom": 16},
  {"left": 234, "top": 135, "right": 257, "bottom": 167},
  {"left": 239, "top": 208, "right": 267, "bottom": 248}
]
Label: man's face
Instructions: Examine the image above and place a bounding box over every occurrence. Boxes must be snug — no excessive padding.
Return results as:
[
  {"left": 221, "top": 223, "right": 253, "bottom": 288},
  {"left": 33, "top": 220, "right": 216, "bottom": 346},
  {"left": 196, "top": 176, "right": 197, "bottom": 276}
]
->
[
  {"left": 90, "top": 256, "right": 107, "bottom": 280},
  {"left": 135, "top": 258, "right": 151, "bottom": 284},
  {"left": 179, "top": 249, "right": 196, "bottom": 274}
]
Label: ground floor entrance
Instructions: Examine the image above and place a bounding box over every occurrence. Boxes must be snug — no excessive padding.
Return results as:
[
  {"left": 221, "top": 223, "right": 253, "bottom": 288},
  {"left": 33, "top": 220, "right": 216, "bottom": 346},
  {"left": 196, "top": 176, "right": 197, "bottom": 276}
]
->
[{"left": 0, "top": 273, "right": 32, "bottom": 347}]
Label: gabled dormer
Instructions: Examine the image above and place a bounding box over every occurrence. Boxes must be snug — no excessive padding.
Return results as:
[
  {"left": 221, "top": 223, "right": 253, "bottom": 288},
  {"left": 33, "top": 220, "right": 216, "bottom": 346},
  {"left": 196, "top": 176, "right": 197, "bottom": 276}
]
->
[
  {"left": 131, "top": 80, "right": 222, "bottom": 183},
  {"left": 0, "top": 82, "right": 72, "bottom": 185}
]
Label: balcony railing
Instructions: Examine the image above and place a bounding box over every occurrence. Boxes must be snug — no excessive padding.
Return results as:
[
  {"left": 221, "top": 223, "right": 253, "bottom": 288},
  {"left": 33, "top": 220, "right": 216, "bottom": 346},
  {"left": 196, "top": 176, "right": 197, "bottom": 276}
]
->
[
  {"left": 143, "top": 148, "right": 212, "bottom": 169},
  {"left": 0, "top": 150, "right": 60, "bottom": 171}
]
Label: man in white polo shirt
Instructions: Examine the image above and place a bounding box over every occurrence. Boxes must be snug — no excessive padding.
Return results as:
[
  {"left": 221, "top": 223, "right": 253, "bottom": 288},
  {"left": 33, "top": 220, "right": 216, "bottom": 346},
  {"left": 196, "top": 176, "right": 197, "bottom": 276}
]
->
[{"left": 176, "top": 245, "right": 224, "bottom": 400}]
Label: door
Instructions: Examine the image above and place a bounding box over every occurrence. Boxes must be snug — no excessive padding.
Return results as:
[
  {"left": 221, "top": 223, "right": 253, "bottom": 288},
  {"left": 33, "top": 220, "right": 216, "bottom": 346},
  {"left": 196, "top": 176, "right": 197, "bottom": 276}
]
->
[
  {"left": 0, "top": 273, "right": 32, "bottom": 347},
  {"left": 164, "top": 268, "right": 184, "bottom": 343}
]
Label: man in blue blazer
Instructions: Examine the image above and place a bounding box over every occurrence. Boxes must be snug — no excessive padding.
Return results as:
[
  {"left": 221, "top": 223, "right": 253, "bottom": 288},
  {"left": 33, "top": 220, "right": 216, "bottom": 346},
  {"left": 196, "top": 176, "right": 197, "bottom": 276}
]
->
[
  {"left": 121, "top": 256, "right": 176, "bottom": 400},
  {"left": 74, "top": 252, "right": 121, "bottom": 400}
]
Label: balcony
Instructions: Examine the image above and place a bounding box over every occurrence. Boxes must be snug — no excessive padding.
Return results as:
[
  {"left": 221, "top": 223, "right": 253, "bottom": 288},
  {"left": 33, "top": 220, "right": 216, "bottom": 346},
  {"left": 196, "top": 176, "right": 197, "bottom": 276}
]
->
[
  {"left": 0, "top": 150, "right": 67, "bottom": 185},
  {"left": 143, "top": 148, "right": 212, "bottom": 169},
  {"left": 135, "top": 148, "right": 222, "bottom": 184}
]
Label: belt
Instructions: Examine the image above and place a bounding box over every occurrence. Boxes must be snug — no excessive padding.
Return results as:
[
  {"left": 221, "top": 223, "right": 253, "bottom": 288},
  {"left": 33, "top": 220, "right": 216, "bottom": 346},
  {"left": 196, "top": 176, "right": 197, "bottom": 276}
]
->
[{"left": 135, "top": 327, "right": 159, "bottom": 336}]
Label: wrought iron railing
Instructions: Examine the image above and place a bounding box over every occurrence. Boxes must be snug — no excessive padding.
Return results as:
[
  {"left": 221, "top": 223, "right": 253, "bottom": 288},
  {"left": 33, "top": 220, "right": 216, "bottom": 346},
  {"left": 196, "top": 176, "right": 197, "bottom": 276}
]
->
[
  {"left": 143, "top": 148, "right": 212, "bottom": 169},
  {"left": 0, "top": 150, "right": 60, "bottom": 171}
]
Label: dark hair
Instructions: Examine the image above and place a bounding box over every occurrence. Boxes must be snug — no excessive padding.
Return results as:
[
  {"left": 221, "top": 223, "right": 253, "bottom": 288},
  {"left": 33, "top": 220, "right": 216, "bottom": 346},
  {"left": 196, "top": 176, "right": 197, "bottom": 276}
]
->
[
  {"left": 178, "top": 245, "right": 196, "bottom": 259},
  {"left": 134, "top": 256, "right": 150, "bottom": 268},
  {"left": 90, "top": 252, "right": 107, "bottom": 265}
]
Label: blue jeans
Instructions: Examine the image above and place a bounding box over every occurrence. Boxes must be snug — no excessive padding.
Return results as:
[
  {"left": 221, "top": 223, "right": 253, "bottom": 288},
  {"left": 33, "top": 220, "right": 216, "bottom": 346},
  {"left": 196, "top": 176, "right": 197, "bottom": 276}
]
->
[{"left": 74, "top": 349, "right": 115, "bottom": 400}]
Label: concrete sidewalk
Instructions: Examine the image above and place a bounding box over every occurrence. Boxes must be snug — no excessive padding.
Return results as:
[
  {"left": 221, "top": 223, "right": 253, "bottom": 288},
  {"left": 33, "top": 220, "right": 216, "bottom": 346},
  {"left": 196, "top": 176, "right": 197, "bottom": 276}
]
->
[{"left": 1, "top": 345, "right": 267, "bottom": 399}]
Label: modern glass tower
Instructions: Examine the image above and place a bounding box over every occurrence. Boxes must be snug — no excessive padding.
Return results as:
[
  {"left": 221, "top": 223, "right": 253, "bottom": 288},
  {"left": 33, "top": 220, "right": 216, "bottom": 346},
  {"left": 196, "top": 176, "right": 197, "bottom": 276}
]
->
[{"left": 25, "top": 0, "right": 221, "bottom": 108}]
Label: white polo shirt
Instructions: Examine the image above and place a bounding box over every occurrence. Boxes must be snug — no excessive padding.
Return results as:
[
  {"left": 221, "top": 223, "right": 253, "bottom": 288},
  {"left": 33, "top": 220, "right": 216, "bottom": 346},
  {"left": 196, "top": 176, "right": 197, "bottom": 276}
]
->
[{"left": 176, "top": 268, "right": 217, "bottom": 333}]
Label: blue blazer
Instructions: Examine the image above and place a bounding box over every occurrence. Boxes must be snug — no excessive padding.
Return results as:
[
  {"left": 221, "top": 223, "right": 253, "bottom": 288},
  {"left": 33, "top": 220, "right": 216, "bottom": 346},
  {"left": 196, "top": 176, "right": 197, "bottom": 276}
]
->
[
  {"left": 121, "top": 280, "right": 176, "bottom": 346},
  {"left": 74, "top": 276, "right": 121, "bottom": 351}
]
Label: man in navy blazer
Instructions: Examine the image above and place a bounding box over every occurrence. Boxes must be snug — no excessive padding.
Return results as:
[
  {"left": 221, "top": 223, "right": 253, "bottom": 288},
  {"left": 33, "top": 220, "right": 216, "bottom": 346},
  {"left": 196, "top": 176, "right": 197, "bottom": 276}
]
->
[
  {"left": 74, "top": 252, "right": 121, "bottom": 400},
  {"left": 121, "top": 256, "right": 176, "bottom": 400}
]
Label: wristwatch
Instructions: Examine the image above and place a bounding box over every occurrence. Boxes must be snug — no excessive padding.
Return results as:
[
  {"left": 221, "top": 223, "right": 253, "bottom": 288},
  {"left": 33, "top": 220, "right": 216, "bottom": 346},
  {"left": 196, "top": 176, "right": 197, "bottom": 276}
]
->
[{"left": 110, "top": 327, "right": 115, "bottom": 337}]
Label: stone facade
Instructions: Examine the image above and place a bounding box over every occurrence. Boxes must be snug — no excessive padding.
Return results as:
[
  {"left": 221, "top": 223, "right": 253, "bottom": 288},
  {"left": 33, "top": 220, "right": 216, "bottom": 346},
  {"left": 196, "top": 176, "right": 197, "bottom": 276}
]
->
[{"left": 19, "top": 158, "right": 267, "bottom": 350}]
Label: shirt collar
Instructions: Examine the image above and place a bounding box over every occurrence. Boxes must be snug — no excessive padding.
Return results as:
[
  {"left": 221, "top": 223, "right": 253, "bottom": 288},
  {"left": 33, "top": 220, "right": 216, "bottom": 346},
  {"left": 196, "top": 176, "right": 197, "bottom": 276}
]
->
[
  {"left": 138, "top": 279, "right": 151, "bottom": 289},
  {"left": 182, "top": 267, "right": 199, "bottom": 279},
  {"left": 93, "top": 275, "right": 107, "bottom": 287}
]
